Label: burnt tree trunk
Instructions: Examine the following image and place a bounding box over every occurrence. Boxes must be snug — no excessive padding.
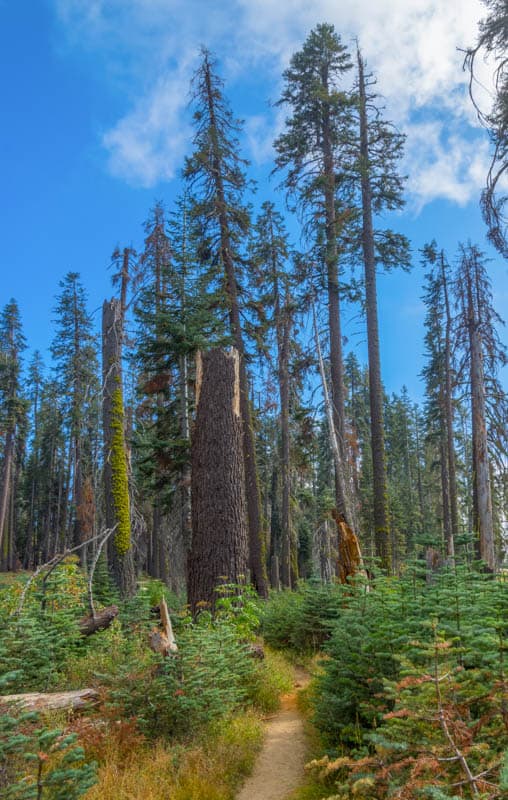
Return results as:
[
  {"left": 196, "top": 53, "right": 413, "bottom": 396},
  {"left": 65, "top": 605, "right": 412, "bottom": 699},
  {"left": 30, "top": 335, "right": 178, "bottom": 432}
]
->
[
  {"left": 188, "top": 349, "right": 249, "bottom": 614},
  {"left": 102, "top": 298, "right": 136, "bottom": 597}
]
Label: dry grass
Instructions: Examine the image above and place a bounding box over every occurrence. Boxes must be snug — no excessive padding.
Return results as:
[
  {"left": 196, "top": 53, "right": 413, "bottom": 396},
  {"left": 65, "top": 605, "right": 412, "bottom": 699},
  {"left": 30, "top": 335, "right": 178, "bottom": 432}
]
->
[{"left": 84, "top": 711, "right": 264, "bottom": 800}]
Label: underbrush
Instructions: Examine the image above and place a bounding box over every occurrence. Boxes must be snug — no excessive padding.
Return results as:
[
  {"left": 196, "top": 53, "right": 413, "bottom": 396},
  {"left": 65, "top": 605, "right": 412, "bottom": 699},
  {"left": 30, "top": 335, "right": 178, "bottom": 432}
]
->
[
  {"left": 0, "top": 569, "right": 294, "bottom": 798},
  {"left": 259, "top": 580, "right": 345, "bottom": 654},
  {"left": 265, "top": 566, "right": 508, "bottom": 799}
]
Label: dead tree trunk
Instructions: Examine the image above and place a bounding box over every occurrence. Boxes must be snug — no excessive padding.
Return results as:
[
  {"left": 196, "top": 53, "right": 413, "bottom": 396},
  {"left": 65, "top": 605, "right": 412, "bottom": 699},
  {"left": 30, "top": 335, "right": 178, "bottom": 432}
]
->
[
  {"left": 1, "top": 689, "right": 99, "bottom": 713},
  {"left": 188, "top": 349, "right": 249, "bottom": 614}
]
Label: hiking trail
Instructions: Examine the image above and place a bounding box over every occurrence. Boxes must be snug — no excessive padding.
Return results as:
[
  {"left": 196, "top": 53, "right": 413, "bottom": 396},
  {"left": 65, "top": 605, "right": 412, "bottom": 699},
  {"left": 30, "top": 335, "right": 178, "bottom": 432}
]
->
[{"left": 236, "top": 667, "right": 310, "bottom": 800}]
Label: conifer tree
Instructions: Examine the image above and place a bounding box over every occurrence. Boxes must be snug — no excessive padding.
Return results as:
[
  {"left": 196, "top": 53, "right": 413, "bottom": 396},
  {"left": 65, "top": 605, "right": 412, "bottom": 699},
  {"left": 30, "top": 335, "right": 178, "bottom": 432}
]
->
[
  {"left": 421, "top": 243, "right": 459, "bottom": 559},
  {"left": 0, "top": 300, "right": 26, "bottom": 567},
  {"left": 184, "top": 49, "right": 268, "bottom": 596},
  {"left": 251, "top": 201, "right": 295, "bottom": 587},
  {"left": 23, "top": 350, "right": 45, "bottom": 567},
  {"left": 134, "top": 202, "right": 174, "bottom": 580},
  {"left": 454, "top": 243, "right": 507, "bottom": 570},
  {"left": 51, "top": 273, "right": 100, "bottom": 551},
  {"left": 354, "top": 47, "right": 410, "bottom": 571},
  {"left": 274, "top": 23, "right": 357, "bottom": 533}
]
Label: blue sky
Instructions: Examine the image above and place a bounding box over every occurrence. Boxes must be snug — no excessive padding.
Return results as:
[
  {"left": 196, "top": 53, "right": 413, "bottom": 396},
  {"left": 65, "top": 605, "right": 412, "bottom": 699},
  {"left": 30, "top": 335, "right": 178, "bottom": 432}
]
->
[{"left": 1, "top": 0, "right": 507, "bottom": 401}]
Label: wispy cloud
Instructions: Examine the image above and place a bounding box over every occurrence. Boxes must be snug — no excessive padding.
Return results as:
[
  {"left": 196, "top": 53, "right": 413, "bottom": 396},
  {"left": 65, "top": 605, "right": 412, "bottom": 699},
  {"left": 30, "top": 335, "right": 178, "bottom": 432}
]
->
[{"left": 52, "top": 0, "right": 494, "bottom": 206}]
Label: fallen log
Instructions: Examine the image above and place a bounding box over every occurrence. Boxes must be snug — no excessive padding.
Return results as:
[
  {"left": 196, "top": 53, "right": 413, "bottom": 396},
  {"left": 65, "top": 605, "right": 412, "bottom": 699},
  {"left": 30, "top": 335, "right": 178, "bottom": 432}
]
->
[
  {"left": 79, "top": 604, "right": 119, "bottom": 636},
  {"left": 1, "top": 688, "right": 100, "bottom": 713}
]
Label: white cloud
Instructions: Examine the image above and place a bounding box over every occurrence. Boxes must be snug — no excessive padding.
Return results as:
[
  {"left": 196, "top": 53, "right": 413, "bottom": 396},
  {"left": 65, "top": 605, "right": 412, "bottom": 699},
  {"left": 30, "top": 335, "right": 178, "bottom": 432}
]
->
[
  {"left": 53, "top": 0, "right": 496, "bottom": 205},
  {"left": 404, "top": 121, "right": 492, "bottom": 209}
]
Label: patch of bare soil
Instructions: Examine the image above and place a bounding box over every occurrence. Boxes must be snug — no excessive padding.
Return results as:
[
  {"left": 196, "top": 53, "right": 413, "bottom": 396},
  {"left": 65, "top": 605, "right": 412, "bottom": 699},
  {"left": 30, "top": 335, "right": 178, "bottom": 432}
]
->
[{"left": 237, "top": 668, "right": 310, "bottom": 800}]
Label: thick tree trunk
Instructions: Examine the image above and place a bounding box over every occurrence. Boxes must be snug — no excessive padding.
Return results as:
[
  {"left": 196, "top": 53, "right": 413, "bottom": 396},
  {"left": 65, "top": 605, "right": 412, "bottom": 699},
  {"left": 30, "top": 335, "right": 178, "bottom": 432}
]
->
[
  {"left": 102, "top": 298, "right": 136, "bottom": 597},
  {"left": 203, "top": 62, "right": 268, "bottom": 598},
  {"left": 188, "top": 349, "right": 249, "bottom": 614},
  {"left": 358, "top": 50, "right": 391, "bottom": 572}
]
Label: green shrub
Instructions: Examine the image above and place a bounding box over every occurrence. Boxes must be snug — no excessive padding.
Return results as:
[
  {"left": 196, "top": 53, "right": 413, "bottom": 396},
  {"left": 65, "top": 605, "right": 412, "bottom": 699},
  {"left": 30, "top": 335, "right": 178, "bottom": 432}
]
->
[
  {"left": 260, "top": 581, "right": 345, "bottom": 653},
  {"left": 0, "top": 673, "right": 97, "bottom": 799},
  {"left": 107, "top": 617, "right": 257, "bottom": 740}
]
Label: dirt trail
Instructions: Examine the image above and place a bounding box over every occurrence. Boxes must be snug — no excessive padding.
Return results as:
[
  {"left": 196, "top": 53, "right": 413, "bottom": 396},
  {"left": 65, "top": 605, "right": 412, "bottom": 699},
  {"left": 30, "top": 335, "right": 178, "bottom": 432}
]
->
[{"left": 237, "top": 668, "right": 310, "bottom": 800}]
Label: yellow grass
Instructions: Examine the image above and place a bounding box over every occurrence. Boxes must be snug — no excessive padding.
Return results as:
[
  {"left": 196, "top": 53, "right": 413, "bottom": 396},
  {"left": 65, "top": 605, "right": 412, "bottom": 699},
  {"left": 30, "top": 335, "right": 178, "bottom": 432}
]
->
[{"left": 84, "top": 711, "right": 264, "bottom": 800}]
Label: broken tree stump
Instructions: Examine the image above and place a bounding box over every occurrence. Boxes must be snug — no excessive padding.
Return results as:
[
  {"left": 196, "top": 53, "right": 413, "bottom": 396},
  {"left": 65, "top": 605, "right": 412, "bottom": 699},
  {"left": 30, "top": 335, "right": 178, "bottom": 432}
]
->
[{"left": 149, "top": 596, "right": 178, "bottom": 657}]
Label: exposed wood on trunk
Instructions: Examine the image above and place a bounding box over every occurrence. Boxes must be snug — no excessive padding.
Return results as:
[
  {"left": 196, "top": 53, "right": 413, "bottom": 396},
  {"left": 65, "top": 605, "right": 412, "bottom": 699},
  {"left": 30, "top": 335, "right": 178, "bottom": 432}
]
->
[
  {"left": 188, "top": 348, "right": 249, "bottom": 614},
  {"left": 1, "top": 689, "right": 100, "bottom": 713},
  {"left": 332, "top": 509, "right": 363, "bottom": 584},
  {"left": 79, "top": 605, "right": 119, "bottom": 636},
  {"left": 149, "top": 596, "right": 178, "bottom": 656}
]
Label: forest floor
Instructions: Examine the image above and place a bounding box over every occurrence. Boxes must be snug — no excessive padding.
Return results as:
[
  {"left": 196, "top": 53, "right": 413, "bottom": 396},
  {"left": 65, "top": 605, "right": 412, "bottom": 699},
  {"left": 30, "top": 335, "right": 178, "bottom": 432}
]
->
[{"left": 236, "top": 667, "right": 311, "bottom": 800}]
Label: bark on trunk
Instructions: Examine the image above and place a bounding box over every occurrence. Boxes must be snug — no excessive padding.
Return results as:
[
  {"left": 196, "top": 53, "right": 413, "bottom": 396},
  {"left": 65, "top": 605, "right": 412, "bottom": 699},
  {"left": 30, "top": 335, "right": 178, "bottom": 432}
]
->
[
  {"left": 188, "top": 349, "right": 249, "bottom": 614},
  {"left": 79, "top": 605, "right": 119, "bottom": 635},
  {"left": 279, "top": 299, "right": 293, "bottom": 588},
  {"left": 102, "top": 298, "right": 136, "bottom": 597},
  {"left": 358, "top": 49, "right": 391, "bottom": 572},
  {"left": 467, "top": 278, "right": 496, "bottom": 570},
  {"left": 441, "top": 254, "right": 458, "bottom": 557},
  {"left": 0, "top": 429, "right": 14, "bottom": 563}
]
